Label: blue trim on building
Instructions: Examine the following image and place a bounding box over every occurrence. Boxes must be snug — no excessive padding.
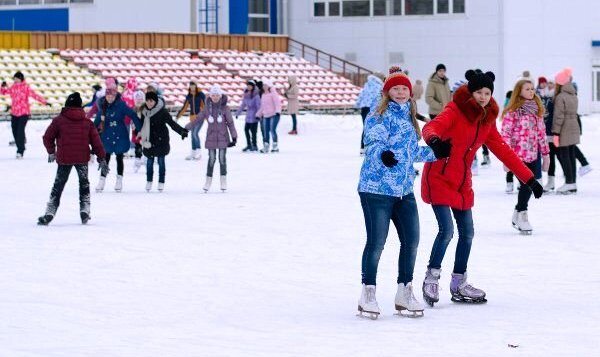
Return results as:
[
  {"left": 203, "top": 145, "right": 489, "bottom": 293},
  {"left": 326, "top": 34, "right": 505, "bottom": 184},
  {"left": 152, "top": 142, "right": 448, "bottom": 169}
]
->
[
  {"left": 269, "top": 0, "right": 278, "bottom": 34},
  {"left": 592, "top": 40, "right": 600, "bottom": 47},
  {"left": 0, "top": 8, "right": 68, "bottom": 31},
  {"left": 229, "top": 0, "right": 249, "bottom": 34}
]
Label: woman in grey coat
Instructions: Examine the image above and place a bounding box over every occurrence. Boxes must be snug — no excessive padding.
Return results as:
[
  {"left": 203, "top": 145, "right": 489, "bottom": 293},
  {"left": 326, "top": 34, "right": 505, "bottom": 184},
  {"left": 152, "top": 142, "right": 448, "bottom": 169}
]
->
[{"left": 186, "top": 85, "right": 238, "bottom": 193}]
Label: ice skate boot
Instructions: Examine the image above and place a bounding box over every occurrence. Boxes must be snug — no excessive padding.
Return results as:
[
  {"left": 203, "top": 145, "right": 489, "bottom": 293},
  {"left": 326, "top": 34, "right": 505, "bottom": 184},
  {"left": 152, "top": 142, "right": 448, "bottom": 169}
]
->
[
  {"left": 185, "top": 149, "right": 195, "bottom": 160},
  {"left": 481, "top": 154, "right": 491, "bottom": 167},
  {"left": 146, "top": 181, "right": 152, "bottom": 192},
  {"left": 260, "top": 142, "right": 270, "bottom": 153},
  {"left": 422, "top": 268, "right": 441, "bottom": 307},
  {"left": 80, "top": 201, "right": 90, "bottom": 225},
  {"left": 133, "top": 158, "right": 143, "bottom": 173},
  {"left": 80, "top": 212, "right": 90, "bottom": 225},
  {"left": 395, "top": 282, "right": 424, "bottom": 318},
  {"left": 512, "top": 210, "right": 532, "bottom": 235},
  {"left": 114, "top": 175, "right": 123, "bottom": 192},
  {"left": 450, "top": 272, "right": 487, "bottom": 304},
  {"left": 505, "top": 182, "right": 514, "bottom": 194},
  {"left": 37, "top": 214, "right": 54, "bottom": 225},
  {"left": 556, "top": 183, "right": 577, "bottom": 195},
  {"left": 357, "top": 284, "right": 380, "bottom": 320},
  {"left": 579, "top": 165, "right": 592, "bottom": 176},
  {"left": 203, "top": 176, "right": 212, "bottom": 193},
  {"left": 157, "top": 182, "right": 164, "bottom": 192},
  {"left": 95, "top": 176, "right": 106, "bottom": 193},
  {"left": 271, "top": 142, "right": 279, "bottom": 153},
  {"left": 543, "top": 176, "right": 555, "bottom": 192},
  {"left": 220, "top": 175, "right": 227, "bottom": 192},
  {"left": 242, "top": 146, "right": 252, "bottom": 152}
]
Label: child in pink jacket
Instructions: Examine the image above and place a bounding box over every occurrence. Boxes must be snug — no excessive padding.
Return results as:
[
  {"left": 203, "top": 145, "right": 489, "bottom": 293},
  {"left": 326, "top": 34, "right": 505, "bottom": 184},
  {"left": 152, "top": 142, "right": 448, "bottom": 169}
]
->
[
  {"left": 1, "top": 71, "right": 48, "bottom": 158},
  {"left": 501, "top": 78, "right": 549, "bottom": 235},
  {"left": 256, "top": 79, "right": 282, "bottom": 153}
]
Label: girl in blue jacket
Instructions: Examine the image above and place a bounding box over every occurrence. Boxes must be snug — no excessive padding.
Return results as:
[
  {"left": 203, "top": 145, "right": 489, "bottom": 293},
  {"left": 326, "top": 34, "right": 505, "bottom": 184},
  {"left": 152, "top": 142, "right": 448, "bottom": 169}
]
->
[{"left": 357, "top": 67, "right": 436, "bottom": 319}]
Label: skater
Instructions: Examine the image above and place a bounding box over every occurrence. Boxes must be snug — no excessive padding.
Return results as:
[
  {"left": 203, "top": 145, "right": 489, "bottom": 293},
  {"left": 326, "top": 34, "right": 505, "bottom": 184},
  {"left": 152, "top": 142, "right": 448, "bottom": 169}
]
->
[
  {"left": 93, "top": 86, "right": 142, "bottom": 193},
  {"left": 425, "top": 64, "right": 452, "bottom": 120},
  {"left": 539, "top": 79, "right": 560, "bottom": 192},
  {"left": 177, "top": 81, "right": 206, "bottom": 160},
  {"left": 285, "top": 75, "right": 300, "bottom": 135},
  {"left": 0, "top": 71, "right": 49, "bottom": 159},
  {"left": 256, "top": 79, "right": 282, "bottom": 153},
  {"left": 501, "top": 79, "right": 550, "bottom": 234},
  {"left": 138, "top": 91, "right": 188, "bottom": 192},
  {"left": 357, "top": 67, "right": 436, "bottom": 319},
  {"left": 83, "top": 84, "right": 102, "bottom": 108},
  {"left": 185, "top": 85, "right": 237, "bottom": 193},
  {"left": 236, "top": 80, "right": 261, "bottom": 152},
  {"left": 552, "top": 68, "right": 580, "bottom": 194},
  {"left": 38, "top": 92, "right": 108, "bottom": 225},
  {"left": 355, "top": 73, "right": 384, "bottom": 155},
  {"left": 421, "top": 70, "right": 543, "bottom": 306},
  {"left": 122, "top": 77, "right": 143, "bottom": 160}
]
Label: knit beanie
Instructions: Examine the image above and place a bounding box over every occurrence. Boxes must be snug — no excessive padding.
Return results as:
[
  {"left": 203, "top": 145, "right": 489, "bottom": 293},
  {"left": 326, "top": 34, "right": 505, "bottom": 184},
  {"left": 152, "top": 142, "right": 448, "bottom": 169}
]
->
[
  {"left": 436, "top": 63, "right": 446, "bottom": 72},
  {"left": 465, "top": 69, "right": 495, "bottom": 94},
  {"left": 538, "top": 76, "right": 548, "bottom": 85},
  {"left": 383, "top": 65, "right": 412, "bottom": 96},
  {"left": 65, "top": 92, "right": 82, "bottom": 108},
  {"left": 208, "top": 84, "right": 223, "bottom": 96},
  {"left": 555, "top": 67, "right": 573, "bottom": 86},
  {"left": 145, "top": 91, "right": 158, "bottom": 103},
  {"left": 13, "top": 71, "right": 24, "bottom": 81}
]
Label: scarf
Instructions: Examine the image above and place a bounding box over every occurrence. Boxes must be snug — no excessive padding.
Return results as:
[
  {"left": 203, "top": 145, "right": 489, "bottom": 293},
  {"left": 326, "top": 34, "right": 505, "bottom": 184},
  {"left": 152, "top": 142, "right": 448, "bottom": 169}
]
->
[
  {"left": 519, "top": 99, "right": 539, "bottom": 116},
  {"left": 138, "top": 99, "right": 164, "bottom": 149}
]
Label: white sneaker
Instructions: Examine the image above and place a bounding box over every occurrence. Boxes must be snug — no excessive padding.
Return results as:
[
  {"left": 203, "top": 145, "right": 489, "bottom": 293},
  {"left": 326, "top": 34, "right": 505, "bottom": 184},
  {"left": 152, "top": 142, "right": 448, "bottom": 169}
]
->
[
  {"left": 505, "top": 182, "right": 514, "bottom": 194},
  {"left": 395, "top": 282, "right": 424, "bottom": 317},
  {"left": 115, "top": 175, "right": 123, "bottom": 192},
  {"left": 579, "top": 165, "right": 592, "bottom": 176},
  {"left": 556, "top": 183, "right": 577, "bottom": 195},
  {"left": 96, "top": 176, "right": 106, "bottom": 193},
  {"left": 145, "top": 181, "right": 152, "bottom": 192},
  {"left": 512, "top": 210, "right": 532, "bottom": 234},
  {"left": 220, "top": 175, "right": 227, "bottom": 192},
  {"left": 157, "top": 182, "right": 164, "bottom": 192},
  {"left": 358, "top": 284, "right": 380, "bottom": 319},
  {"left": 203, "top": 176, "right": 212, "bottom": 193},
  {"left": 543, "top": 176, "right": 555, "bottom": 192}
]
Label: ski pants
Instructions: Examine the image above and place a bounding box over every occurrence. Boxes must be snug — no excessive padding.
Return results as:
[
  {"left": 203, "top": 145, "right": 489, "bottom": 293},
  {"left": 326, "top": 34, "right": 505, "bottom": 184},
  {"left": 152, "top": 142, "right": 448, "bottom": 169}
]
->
[{"left": 45, "top": 164, "right": 90, "bottom": 216}]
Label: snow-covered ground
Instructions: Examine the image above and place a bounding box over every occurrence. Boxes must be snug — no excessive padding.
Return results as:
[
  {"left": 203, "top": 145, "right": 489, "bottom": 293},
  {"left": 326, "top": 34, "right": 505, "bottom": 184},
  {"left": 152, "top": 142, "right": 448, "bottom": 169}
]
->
[{"left": 0, "top": 113, "right": 599, "bottom": 357}]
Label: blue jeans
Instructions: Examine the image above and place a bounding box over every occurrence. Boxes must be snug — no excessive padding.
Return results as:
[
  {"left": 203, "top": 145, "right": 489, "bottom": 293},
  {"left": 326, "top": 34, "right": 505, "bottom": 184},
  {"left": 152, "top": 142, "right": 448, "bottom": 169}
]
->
[
  {"left": 191, "top": 120, "right": 203, "bottom": 150},
  {"left": 428, "top": 205, "right": 474, "bottom": 274},
  {"left": 146, "top": 156, "right": 166, "bottom": 183},
  {"left": 359, "top": 192, "right": 420, "bottom": 285},
  {"left": 262, "top": 114, "right": 280, "bottom": 143}
]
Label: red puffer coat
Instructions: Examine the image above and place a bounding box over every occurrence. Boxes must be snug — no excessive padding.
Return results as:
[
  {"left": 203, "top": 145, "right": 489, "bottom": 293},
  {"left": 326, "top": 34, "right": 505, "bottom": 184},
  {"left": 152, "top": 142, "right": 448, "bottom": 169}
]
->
[
  {"left": 421, "top": 85, "right": 534, "bottom": 210},
  {"left": 43, "top": 107, "right": 106, "bottom": 165}
]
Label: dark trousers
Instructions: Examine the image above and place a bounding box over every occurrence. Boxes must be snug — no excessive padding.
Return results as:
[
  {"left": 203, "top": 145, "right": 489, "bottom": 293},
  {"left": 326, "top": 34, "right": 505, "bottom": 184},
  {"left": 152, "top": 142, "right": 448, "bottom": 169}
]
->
[
  {"left": 482, "top": 144, "right": 489, "bottom": 156},
  {"left": 11, "top": 115, "right": 29, "bottom": 155},
  {"left": 104, "top": 153, "right": 124, "bottom": 176},
  {"left": 558, "top": 145, "right": 577, "bottom": 184},
  {"left": 574, "top": 145, "right": 589, "bottom": 167},
  {"left": 146, "top": 155, "right": 166, "bottom": 183},
  {"left": 506, "top": 172, "right": 514, "bottom": 183},
  {"left": 428, "top": 205, "right": 474, "bottom": 275},
  {"left": 207, "top": 148, "right": 227, "bottom": 177},
  {"left": 360, "top": 107, "right": 370, "bottom": 149},
  {"left": 134, "top": 143, "right": 143, "bottom": 159},
  {"left": 359, "top": 192, "right": 420, "bottom": 285},
  {"left": 548, "top": 142, "right": 559, "bottom": 176},
  {"left": 45, "top": 164, "right": 90, "bottom": 216},
  {"left": 516, "top": 157, "right": 542, "bottom": 212},
  {"left": 291, "top": 113, "right": 297, "bottom": 131},
  {"left": 244, "top": 122, "right": 258, "bottom": 147}
]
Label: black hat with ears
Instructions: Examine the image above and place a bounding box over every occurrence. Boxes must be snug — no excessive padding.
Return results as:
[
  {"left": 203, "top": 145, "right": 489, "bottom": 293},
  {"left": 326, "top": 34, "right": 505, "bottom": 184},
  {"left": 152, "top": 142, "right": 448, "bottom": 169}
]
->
[
  {"left": 13, "top": 71, "right": 24, "bottom": 81},
  {"left": 465, "top": 69, "right": 495, "bottom": 94}
]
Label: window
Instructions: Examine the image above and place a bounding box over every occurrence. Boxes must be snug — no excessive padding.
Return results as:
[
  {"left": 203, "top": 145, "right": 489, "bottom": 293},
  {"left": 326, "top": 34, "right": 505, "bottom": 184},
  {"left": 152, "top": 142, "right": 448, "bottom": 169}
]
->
[
  {"left": 437, "top": 0, "right": 449, "bottom": 13},
  {"left": 405, "top": 0, "right": 433, "bottom": 15},
  {"left": 0, "top": 0, "right": 17, "bottom": 4},
  {"left": 314, "top": 2, "right": 325, "bottom": 16},
  {"left": 19, "top": 0, "right": 41, "bottom": 4},
  {"left": 249, "top": 0, "right": 268, "bottom": 14},
  {"left": 249, "top": 17, "right": 269, "bottom": 33},
  {"left": 342, "top": 0, "right": 370, "bottom": 17},
  {"left": 453, "top": 0, "right": 465, "bottom": 13},
  {"left": 329, "top": 1, "right": 341, "bottom": 16},
  {"left": 373, "top": 0, "right": 387, "bottom": 16},
  {"left": 44, "top": 0, "right": 68, "bottom": 3},
  {"left": 70, "top": 0, "right": 94, "bottom": 3},
  {"left": 249, "top": 0, "right": 269, "bottom": 33},
  {"left": 392, "top": 0, "right": 402, "bottom": 15}
]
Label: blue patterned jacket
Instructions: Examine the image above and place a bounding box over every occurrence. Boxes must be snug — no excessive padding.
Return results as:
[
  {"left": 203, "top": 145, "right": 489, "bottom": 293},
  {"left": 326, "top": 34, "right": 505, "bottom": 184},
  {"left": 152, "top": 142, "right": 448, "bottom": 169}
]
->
[
  {"left": 355, "top": 75, "right": 383, "bottom": 109},
  {"left": 358, "top": 101, "right": 436, "bottom": 197}
]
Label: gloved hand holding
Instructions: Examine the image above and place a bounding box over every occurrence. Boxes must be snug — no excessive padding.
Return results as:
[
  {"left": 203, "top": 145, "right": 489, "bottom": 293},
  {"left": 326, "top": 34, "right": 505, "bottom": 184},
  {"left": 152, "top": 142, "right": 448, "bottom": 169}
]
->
[
  {"left": 181, "top": 129, "right": 189, "bottom": 140},
  {"left": 48, "top": 153, "right": 56, "bottom": 163},
  {"left": 427, "top": 137, "right": 452, "bottom": 159},
  {"left": 381, "top": 150, "right": 398, "bottom": 168},
  {"left": 228, "top": 137, "right": 237, "bottom": 147},
  {"left": 98, "top": 158, "right": 110, "bottom": 177},
  {"left": 526, "top": 177, "right": 544, "bottom": 199},
  {"left": 542, "top": 155, "right": 550, "bottom": 172}
]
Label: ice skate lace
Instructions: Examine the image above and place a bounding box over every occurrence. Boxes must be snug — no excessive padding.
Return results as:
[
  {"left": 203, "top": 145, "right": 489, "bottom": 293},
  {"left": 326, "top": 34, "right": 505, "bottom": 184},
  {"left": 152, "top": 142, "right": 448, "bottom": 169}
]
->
[
  {"left": 366, "top": 287, "right": 376, "bottom": 304},
  {"left": 461, "top": 283, "right": 483, "bottom": 296},
  {"left": 521, "top": 211, "right": 529, "bottom": 222},
  {"left": 405, "top": 284, "right": 419, "bottom": 304}
]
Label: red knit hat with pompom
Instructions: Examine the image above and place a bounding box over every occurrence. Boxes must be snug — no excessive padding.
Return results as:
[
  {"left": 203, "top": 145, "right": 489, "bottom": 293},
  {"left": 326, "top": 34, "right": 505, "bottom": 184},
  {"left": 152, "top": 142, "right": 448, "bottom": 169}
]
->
[{"left": 383, "top": 66, "right": 412, "bottom": 96}]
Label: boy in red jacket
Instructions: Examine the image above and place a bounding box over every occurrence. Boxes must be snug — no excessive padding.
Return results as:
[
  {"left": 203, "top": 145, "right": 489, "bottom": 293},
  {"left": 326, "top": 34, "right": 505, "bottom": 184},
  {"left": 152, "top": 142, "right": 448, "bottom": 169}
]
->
[
  {"left": 420, "top": 70, "right": 544, "bottom": 306},
  {"left": 38, "top": 93, "right": 109, "bottom": 225}
]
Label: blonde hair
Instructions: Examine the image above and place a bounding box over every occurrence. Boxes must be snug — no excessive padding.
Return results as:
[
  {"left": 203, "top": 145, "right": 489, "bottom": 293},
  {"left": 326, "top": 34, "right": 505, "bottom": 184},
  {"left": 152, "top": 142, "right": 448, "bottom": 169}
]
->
[
  {"left": 375, "top": 94, "right": 422, "bottom": 139},
  {"left": 502, "top": 79, "right": 545, "bottom": 118}
]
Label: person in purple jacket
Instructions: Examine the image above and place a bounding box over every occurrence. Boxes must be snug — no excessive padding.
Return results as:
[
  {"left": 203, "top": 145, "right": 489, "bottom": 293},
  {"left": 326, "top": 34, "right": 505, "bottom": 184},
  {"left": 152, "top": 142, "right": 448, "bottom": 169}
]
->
[
  {"left": 186, "top": 85, "right": 238, "bottom": 193},
  {"left": 236, "top": 80, "right": 261, "bottom": 152}
]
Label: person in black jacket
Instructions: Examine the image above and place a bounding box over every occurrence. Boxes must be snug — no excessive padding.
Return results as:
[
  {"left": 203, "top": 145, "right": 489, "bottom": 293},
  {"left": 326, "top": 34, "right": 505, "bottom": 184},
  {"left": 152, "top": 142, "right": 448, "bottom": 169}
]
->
[{"left": 138, "top": 91, "right": 188, "bottom": 192}]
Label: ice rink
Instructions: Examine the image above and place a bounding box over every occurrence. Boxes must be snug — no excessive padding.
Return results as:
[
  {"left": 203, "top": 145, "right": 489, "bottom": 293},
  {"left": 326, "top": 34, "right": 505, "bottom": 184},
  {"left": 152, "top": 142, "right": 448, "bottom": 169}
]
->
[{"left": 1, "top": 113, "right": 598, "bottom": 356}]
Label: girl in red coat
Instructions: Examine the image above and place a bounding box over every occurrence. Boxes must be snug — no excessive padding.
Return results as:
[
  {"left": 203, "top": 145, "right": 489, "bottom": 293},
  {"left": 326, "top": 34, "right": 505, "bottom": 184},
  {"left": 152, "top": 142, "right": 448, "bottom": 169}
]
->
[{"left": 420, "top": 70, "right": 544, "bottom": 306}]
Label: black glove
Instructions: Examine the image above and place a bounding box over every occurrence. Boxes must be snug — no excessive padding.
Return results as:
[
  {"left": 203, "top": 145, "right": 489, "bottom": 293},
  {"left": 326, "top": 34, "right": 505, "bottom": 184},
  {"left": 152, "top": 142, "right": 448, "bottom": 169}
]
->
[
  {"left": 381, "top": 150, "right": 398, "bottom": 168},
  {"left": 526, "top": 178, "right": 544, "bottom": 199},
  {"left": 48, "top": 153, "right": 56, "bottom": 163},
  {"left": 98, "top": 158, "right": 110, "bottom": 177},
  {"left": 427, "top": 137, "right": 452, "bottom": 159},
  {"left": 228, "top": 137, "right": 237, "bottom": 147},
  {"left": 181, "top": 129, "right": 189, "bottom": 140},
  {"left": 1, "top": 81, "right": 6, "bottom": 88}
]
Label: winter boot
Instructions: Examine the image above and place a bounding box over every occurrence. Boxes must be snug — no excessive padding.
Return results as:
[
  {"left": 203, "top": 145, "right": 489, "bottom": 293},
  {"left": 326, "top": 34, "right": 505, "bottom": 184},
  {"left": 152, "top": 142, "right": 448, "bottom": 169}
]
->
[
  {"left": 260, "top": 142, "right": 270, "bottom": 153},
  {"left": 80, "top": 200, "right": 90, "bottom": 225},
  {"left": 242, "top": 146, "right": 252, "bottom": 152},
  {"left": 579, "top": 165, "right": 593, "bottom": 176},
  {"left": 450, "top": 272, "right": 487, "bottom": 303},
  {"left": 271, "top": 142, "right": 279, "bottom": 153},
  {"left": 512, "top": 210, "right": 532, "bottom": 235},
  {"left": 250, "top": 145, "right": 258, "bottom": 152},
  {"left": 114, "top": 175, "right": 123, "bottom": 192},
  {"left": 357, "top": 284, "right": 380, "bottom": 319},
  {"left": 505, "top": 182, "right": 514, "bottom": 194},
  {"left": 203, "top": 176, "right": 212, "bottom": 193},
  {"left": 37, "top": 214, "right": 54, "bottom": 225},
  {"left": 158, "top": 182, "right": 164, "bottom": 192},
  {"left": 481, "top": 154, "right": 491, "bottom": 167},
  {"left": 422, "top": 268, "right": 441, "bottom": 307},
  {"left": 95, "top": 176, "right": 106, "bottom": 193},
  {"left": 395, "top": 282, "right": 424, "bottom": 317},
  {"left": 146, "top": 181, "right": 152, "bottom": 192},
  {"left": 543, "top": 176, "right": 555, "bottom": 192},
  {"left": 556, "top": 183, "right": 577, "bottom": 195},
  {"left": 220, "top": 175, "right": 227, "bottom": 192}
]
